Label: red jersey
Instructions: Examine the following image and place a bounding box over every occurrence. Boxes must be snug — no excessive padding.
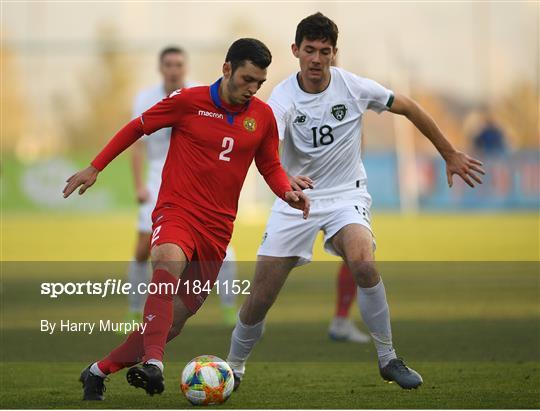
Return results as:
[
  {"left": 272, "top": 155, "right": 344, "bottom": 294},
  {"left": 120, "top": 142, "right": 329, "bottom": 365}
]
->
[{"left": 92, "top": 78, "right": 291, "bottom": 246}]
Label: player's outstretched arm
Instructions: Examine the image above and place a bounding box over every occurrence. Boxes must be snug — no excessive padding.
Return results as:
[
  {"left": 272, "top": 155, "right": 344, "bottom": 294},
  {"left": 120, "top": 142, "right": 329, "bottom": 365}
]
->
[
  {"left": 63, "top": 91, "right": 186, "bottom": 199},
  {"left": 62, "top": 118, "right": 145, "bottom": 198},
  {"left": 390, "top": 94, "right": 486, "bottom": 188}
]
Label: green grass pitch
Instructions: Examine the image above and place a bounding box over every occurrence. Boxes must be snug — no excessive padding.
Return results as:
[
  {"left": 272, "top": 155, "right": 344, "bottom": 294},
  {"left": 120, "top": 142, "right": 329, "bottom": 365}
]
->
[{"left": 1, "top": 212, "right": 539, "bottom": 408}]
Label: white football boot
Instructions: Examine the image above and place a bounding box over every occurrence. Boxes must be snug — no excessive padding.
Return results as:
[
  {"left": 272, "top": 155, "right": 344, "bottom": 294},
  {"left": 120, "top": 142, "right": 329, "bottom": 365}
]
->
[{"left": 328, "top": 317, "right": 371, "bottom": 343}]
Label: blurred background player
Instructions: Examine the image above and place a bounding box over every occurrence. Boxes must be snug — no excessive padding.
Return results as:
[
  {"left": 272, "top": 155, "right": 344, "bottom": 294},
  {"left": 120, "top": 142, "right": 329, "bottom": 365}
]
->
[{"left": 125, "top": 46, "right": 238, "bottom": 328}]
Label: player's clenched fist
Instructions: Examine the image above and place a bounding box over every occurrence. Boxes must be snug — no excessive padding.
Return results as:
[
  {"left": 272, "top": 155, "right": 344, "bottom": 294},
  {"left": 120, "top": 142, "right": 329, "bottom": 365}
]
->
[
  {"left": 284, "top": 190, "right": 310, "bottom": 219},
  {"left": 63, "top": 165, "right": 100, "bottom": 198}
]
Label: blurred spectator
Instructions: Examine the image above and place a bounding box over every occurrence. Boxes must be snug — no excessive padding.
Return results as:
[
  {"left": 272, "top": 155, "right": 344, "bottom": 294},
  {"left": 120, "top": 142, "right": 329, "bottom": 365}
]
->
[{"left": 473, "top": 115, "right": 508, "bottom": 156}]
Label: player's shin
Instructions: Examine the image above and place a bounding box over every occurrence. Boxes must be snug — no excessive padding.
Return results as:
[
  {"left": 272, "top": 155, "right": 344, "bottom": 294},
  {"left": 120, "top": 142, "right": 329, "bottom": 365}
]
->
[
  {"left": 226, "top": 317, "right": 265, "bottom": 377},
  {"left": 357, "top": 279, "right": 397, "bottom": 367},
  {"left": 142, "top": 269, "right": 178, "bottom": 367}
]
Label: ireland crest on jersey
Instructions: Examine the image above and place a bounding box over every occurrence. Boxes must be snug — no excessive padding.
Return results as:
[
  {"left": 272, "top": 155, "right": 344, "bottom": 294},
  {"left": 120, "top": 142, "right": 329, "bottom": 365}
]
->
[{"left": 331, "top": 104, "right": 347, "bottom": 121}]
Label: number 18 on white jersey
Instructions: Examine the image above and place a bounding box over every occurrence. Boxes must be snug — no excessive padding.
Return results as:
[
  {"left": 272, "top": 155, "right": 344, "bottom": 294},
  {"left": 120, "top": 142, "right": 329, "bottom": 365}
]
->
[{"left": 268, "top": 66, "right": 394, "bottom": 197}]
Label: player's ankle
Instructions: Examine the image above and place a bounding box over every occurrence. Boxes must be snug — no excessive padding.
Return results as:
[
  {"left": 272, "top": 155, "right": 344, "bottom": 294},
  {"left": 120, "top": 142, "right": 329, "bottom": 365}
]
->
[
  {"left": 90, "top": 362, "right": 107, "bottom": 378},
  {"left": 378, "top": 350, "right": 397, "bottom": 368},
  {"left": 145, "top": 359, "right": 164, "bottom": 372},
  {"left": 226, "top": 359, "right": 245, "bottom": 377}
]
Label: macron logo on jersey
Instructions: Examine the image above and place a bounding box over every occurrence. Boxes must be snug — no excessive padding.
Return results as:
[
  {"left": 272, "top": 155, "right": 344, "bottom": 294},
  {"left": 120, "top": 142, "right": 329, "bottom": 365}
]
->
[{"left": 198, "top": 110, "right": 224, "bottom": 120}]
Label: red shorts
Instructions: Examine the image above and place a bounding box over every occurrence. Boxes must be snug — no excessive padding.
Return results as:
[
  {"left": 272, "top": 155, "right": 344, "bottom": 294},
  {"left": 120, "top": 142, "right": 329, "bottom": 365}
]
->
[{"left": 150, "top": 208, "right": 228, "bottom": 313}]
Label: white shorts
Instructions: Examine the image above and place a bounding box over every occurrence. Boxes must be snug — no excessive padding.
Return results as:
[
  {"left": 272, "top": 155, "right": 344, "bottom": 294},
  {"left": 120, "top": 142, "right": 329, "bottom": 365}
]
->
[
  {"left": 258, "top": 189, "right": 374, "bottom": 266},
  {"left": 137, "top": 176, "right": 160, "bottom": 233}
]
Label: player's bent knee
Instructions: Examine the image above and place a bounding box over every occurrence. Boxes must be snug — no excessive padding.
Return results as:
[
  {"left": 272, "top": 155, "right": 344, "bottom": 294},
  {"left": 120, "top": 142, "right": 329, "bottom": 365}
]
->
[
  {"left": 151, "top": 243, "right": 186, "bottom": 260},
  {"left": 349, "top": 261, "right": 379, "bottom": 287},
  {"left": 151, "top": 243, "right": 188, "bottom": 276}
]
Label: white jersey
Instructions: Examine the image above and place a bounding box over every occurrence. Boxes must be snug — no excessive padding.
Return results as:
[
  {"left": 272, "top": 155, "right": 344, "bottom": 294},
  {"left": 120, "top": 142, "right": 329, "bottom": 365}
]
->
[
  {"left": 132, "top": 81, "right": 198, "bottom": 180},
  {"left": 268, "top": 67, "right": 393, "bottom": 198}
]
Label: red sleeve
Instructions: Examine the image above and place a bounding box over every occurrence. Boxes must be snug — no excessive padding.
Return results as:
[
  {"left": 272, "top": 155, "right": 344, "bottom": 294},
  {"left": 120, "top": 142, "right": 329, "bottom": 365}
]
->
[
  {"left": 255, "top": 110, "right": 291, "bottom": 200},
  {"left": 140, "top": 89, "right": 186, "bottom": 135},
  {"left": 91, "top": 118, "right": 144, "bottom": 171},
  {"left": 91, "top": 89, "right": 186, "bottom": 171}
]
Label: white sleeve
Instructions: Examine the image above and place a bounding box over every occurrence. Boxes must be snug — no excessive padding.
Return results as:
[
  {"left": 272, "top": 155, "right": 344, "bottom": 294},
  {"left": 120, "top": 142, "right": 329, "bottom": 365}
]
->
[
  {"left": 267, "top": 90, "right": 287, "bottom": 141},
  {"left": 361, "top": 78, "right": 394, "bottom": 114}
]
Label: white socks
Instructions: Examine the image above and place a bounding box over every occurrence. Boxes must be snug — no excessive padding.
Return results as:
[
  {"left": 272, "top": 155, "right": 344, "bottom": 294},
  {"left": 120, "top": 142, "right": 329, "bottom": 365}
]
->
[
  {"left": 90, "top": 362, "right": 107, "bottom": 378},
  {"left": 225, "top": 280, "right": 395, "bottom": 374},
  {"left": 357, "top": 280, "right": 397, "bottom": 368},
  {"left": 128, "top": 260, "right": 150, "bottom": 312},
  {"left": 226, "top": 318, "right": 265, "bottom": 377}
]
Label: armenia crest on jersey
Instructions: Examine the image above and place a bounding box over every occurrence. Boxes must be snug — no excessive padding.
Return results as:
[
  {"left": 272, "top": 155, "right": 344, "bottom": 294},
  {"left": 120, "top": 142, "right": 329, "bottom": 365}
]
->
[
  {"left": 331, "top": 104, "right": 347, "bottom": 121},
  {"left": 243, "top": 117, "right": 257, "bottom": 132}
]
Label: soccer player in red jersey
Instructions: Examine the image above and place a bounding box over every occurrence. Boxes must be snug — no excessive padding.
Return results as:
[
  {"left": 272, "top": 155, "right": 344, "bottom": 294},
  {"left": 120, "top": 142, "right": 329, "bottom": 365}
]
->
[{"left": 63, "top": 38, "right": 310, "bottom": 400}]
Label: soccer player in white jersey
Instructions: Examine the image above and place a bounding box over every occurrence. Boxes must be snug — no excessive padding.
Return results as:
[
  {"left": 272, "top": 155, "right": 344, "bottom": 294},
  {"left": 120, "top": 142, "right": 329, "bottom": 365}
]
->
[
  {"left": 227, "top": 13, "right": 485, "bottom": 390},
  {"left": 126, "top": 46, "right": 238, "bottom": 327}
]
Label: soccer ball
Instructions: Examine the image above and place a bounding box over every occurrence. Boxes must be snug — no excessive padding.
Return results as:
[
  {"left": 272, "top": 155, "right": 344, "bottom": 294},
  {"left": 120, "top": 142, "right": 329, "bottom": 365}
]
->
[{"left": 180, "top": 355, "right": 235, "bottom": 405}]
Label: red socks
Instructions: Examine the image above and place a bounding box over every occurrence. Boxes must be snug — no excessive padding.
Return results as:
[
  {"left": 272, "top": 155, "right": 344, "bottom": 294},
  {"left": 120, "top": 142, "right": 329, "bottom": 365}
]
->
[
  {"left": 96, "top": 268, "right": 178, "bottom": 375},
  {"left": 97, "top": 331, "right": 144, "bottom": 374},
  {"left": 142, "top": 269, "right": 177, "bottom": 362},
  {"left": 336, "top": 264, "right": 357, "bottom": 318}
]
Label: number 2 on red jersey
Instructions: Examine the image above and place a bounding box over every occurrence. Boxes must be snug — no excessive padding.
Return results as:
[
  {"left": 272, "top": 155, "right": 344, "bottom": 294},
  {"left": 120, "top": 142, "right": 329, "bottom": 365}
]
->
[{"left": 219, "top": 137, "right": 234, "bottom": 162}]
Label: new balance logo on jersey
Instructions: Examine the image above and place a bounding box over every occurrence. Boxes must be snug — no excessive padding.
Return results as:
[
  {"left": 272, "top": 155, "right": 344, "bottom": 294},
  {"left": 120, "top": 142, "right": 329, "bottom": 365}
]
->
[
  {"left": 293, "top": 115, "right": 306, "bottom": 124},
  {"left": 198, "top": 110, "right": 224, "bottom": 119},
  {"left": 331, "top": 104, "right": 347, "bottom": 121}
]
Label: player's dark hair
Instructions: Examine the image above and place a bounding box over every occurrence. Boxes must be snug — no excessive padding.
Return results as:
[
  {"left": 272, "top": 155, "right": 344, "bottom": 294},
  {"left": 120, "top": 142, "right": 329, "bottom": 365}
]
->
[
  {"left": 159, "top": 46, "right": 185, "bottom": 62},
  {"left": 295, "top": 12, "right": 339, "bottom": 48},
  {"left": 225, "top": 38, "right": 272, "bottom": 73}
]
